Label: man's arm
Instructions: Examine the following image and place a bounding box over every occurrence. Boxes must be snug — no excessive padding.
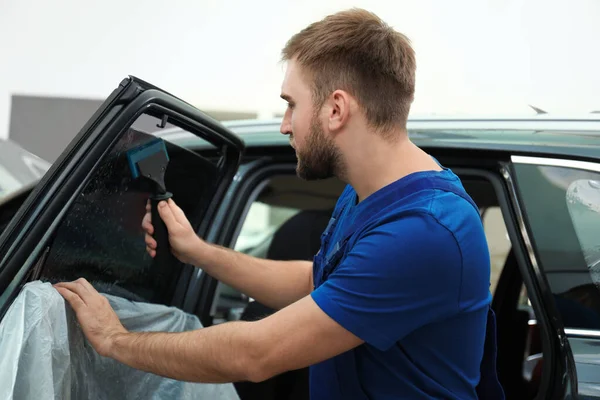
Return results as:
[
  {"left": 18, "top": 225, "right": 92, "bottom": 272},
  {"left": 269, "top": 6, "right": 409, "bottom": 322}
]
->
[
  {"left": 54, "top": 278, "right": 362, "bottom": 383},
  {"left": 196, "top": 244, "right": 313, "bottom": 311},
  {"left": 144, "top": 199, "right": 314, "bottom": 310}
]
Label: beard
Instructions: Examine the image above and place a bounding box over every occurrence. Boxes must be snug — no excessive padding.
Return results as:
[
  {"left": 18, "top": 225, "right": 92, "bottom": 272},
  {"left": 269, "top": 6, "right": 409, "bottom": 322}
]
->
[{"left": 295, "top": 114, "right": 343, "bottom": 181}]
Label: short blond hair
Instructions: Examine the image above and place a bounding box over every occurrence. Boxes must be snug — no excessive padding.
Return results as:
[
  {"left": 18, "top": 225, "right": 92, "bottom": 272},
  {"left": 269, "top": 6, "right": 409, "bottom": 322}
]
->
[{"left": 282, "top": 8, "right": 416, "bottom": 132}]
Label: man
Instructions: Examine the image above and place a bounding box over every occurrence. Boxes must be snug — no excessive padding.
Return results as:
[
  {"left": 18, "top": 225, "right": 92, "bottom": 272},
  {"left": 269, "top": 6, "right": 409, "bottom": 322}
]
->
[{"left": 55, "top": 8, "right": 499, "bottom": 399}]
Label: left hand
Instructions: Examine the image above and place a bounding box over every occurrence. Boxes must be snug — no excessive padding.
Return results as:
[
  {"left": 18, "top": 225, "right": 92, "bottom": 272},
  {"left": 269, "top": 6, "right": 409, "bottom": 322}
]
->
[{"left": 54, "top": 278, "right": 127, "bottom": 357}]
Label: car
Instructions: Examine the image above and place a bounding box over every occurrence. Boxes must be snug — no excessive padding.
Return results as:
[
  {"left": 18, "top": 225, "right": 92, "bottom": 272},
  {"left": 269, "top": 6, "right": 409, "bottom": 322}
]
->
[
  {"left": 1, "top": 76, "right": 600, "bottom": 399},
  {"left": 0, "top": 137, "right": 50, "bottom": 201},
  {"left": 0, "top": 138, "right": 51, "bottom": 238}
]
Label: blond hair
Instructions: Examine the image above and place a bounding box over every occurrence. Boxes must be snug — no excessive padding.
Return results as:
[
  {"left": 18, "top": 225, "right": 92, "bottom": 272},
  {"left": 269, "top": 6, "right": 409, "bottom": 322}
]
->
[{"left": 282, "top": 8, "right": 416, "bottom": 132}]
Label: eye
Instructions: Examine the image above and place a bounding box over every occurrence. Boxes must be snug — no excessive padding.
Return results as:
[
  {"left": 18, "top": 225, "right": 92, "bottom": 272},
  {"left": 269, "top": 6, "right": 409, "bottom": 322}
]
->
[{"left": 287, "top": 102, "right": 295, "bottom": 110}]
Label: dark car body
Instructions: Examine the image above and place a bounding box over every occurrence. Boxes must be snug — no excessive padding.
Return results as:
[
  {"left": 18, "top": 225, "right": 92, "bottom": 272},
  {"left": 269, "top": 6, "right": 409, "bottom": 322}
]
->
[{"left": 0, "top": 76, "right": 599, "bottom": 399}]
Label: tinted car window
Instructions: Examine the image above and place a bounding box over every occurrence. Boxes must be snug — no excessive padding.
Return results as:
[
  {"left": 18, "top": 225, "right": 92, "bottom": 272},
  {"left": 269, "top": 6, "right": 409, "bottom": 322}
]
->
[
  {"left": 39, "top": 114, "right": 219, "bottom": 305},
  {"left": 514, "top": 162, "right": 600, "bottom": 330}
]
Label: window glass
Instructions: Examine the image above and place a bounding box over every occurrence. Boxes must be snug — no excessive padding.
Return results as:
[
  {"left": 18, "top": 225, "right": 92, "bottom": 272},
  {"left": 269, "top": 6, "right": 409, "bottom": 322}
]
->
[
  {"left": 234, "top": 201, "right": 299, "bottom": 255},
  {"left": 566, "top": 179, "right": 600, "bottom": 276},
  {"left": 210, "top": 200, "right": 300, "bottom": 324},
  {"left": 514, "top": 163, "right": 600, "bottom": 330},
  {"left": 39, "top": 112, "right": 219, "bottom": 305}
]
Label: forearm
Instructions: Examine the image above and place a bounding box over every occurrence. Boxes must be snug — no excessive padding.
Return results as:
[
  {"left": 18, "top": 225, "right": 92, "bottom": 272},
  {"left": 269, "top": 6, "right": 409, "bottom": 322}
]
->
[
  {"left": 193, "top": 242, "right": 312, "bottom": 309},
  {"left": 109, "top": 321, "right": 265, "bottom": 383}
]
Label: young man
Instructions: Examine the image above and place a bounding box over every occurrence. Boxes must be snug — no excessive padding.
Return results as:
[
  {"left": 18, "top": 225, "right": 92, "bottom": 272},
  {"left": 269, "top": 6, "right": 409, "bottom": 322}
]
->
[{"left": 55, "top": 8, "right": 500, "bottom": 399}]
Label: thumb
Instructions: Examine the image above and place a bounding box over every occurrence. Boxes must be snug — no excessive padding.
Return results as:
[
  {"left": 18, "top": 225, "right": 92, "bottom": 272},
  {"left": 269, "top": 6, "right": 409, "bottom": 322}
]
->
[
  {"left": 157, "top": 201, "right": 179, "bottom": 230},
  {"left": 168, "top": 198, "right": 188, "bottom": 225}
]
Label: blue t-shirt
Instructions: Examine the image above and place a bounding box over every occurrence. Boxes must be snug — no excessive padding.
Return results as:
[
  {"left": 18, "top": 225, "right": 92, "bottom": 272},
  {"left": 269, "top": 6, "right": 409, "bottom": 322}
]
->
[{"left": 310, "top": 167, "right": 492, "bottom": 400}]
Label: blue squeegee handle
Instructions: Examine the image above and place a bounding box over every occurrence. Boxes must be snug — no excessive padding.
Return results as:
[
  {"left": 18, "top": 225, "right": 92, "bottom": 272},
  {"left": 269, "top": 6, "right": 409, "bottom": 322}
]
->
[{"left": 150, "top": 192, "right": 174, "bottom": 268}]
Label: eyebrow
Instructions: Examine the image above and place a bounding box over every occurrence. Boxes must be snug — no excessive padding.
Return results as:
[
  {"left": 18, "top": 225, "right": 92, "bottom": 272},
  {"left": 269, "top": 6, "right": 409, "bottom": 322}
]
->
[{"left": 280, "top": 94, "right": 293, "bottom": 102}]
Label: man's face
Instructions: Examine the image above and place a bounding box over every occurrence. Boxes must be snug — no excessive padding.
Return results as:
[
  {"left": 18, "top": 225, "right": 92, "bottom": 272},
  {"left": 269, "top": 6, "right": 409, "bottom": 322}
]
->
[{"left": 280, "top": 60, "right": 341, "bottom": 180}]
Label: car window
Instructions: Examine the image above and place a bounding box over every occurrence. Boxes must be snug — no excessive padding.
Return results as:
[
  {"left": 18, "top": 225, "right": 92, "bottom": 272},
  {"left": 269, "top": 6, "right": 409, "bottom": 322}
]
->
[
  {"left": 38, "top": 112, "right": 220, "bottom": 306},
  {"left": 514, "top": 161, "right": 600, "bottom": 331},
  {"left": 210, "top": 200, "right": 300, "bottom": 324},
  {"left": 234, "top": 201, "right": 300, "bottom": 255}
]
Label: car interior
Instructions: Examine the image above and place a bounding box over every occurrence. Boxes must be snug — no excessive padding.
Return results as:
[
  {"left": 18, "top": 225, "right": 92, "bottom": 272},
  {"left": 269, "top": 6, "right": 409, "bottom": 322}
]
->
[{"left": 207, "top": 168, "right": 546, "bottom": 400}]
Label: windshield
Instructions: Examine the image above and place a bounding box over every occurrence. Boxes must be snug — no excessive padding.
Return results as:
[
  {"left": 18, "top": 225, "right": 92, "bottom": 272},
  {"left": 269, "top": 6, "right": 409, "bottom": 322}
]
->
[{"left": 0, "top": 139, "right": 50, "bottom": 203}]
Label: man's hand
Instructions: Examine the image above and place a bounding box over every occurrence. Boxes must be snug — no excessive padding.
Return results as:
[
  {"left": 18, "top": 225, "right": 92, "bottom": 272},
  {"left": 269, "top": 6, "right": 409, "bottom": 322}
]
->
[
  {"left": 53, "top": 286, "right": 364, "bottom": 384},
  {"left": 54, "top": 278, "right": 127, "bottom": 357},
  {"left": 142, "top": 198, "right": 203, "bottom": 265}
]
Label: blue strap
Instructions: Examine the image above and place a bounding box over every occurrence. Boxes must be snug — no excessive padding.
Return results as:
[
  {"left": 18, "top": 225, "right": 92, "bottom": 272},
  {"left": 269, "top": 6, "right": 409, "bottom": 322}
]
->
[{"left": 476, "top": 307, "right": 505, "bottom": 399}]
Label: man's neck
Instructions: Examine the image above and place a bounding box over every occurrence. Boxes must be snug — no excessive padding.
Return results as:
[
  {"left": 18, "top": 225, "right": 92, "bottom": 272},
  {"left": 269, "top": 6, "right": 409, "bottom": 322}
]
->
[{"left": 343, "top": 135, "right": 442, "bottom": 203}]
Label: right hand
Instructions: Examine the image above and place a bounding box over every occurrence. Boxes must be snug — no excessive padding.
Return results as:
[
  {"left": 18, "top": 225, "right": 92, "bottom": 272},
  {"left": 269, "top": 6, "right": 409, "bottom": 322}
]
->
[{"left": 142, "top": 198, "right": 203, "bottom": 265}]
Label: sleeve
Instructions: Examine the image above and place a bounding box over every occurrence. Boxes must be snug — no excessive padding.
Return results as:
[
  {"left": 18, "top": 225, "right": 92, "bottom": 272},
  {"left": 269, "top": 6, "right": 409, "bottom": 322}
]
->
[{"left": 310, "top": 213, "right": 463, "bottom": 351}]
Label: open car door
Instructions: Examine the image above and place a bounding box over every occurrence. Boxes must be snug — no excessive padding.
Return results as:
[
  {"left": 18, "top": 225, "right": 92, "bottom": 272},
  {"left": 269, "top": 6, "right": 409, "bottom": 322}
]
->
[{"left": 0, "top": 76, "right": 245, "bottom": 398}]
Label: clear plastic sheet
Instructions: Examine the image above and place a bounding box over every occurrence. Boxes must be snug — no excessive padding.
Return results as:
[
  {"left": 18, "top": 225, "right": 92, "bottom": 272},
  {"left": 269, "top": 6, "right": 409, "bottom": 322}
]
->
[{"left": 0, "top": 281, "right": 240, "bottom": 400}]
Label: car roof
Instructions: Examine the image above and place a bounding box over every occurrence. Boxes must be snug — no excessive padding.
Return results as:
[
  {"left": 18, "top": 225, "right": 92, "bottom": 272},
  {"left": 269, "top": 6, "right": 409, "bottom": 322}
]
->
[{"left": 157, "top": 115, "right": 600, "bottom": 160}]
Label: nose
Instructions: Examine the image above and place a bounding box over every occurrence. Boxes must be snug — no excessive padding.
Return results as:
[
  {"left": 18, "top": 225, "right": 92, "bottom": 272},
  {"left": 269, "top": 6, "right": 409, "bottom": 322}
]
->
[{"left": 280, "top": 109, "right": 292, "bottom": 136}]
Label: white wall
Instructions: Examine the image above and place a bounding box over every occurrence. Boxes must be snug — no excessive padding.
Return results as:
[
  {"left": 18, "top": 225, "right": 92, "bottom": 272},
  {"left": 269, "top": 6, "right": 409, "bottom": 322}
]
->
[{"left": 1, "top": 0, "right": 599, "bottom": 140}]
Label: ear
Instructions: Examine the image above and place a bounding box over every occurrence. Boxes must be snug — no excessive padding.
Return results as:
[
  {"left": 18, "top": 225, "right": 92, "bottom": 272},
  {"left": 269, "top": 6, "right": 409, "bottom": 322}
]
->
[{"left": 326, "top": 90, "right": 351, "bottom": 132}]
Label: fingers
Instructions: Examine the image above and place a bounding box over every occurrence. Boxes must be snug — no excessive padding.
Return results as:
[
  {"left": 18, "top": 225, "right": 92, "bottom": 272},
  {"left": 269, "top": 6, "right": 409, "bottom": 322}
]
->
[
  {"left": 55, "top": 286, "right": 86, "bottom": 311},
  {"left": 54, "top": 280, "right": 89, "bottom": 297},
  {"left": 145, "top": 233, "right": 156, "bottom": 249},
  {"left": 54, "top": 278, "right": 98, "bottom": 300},
  {"left": 75, "top": 277, "right": 97, "bottom": 293},
  {"left": 168, "top": 199, "right": 188, "bottom": 224},
  {"left": 142, "top": 212, "right": 154, "bottom": 235},
  {"left": 157, "top": 200, "right": 178, "bottom": 229},
  {"left": 146, "top": 246, "right": 156, "bottom": 258},
  {"left": 142, "top": 209, "right": 154, "bottom": 235},
  {"left": 143, "top": 204, "right": 156, "bottom": 256}
]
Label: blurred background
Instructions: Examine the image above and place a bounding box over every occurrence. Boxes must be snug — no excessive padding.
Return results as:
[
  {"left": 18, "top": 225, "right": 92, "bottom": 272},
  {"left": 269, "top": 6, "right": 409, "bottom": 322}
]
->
[{"left": 1, "top": 0, "right": 599, "bottom": 163}]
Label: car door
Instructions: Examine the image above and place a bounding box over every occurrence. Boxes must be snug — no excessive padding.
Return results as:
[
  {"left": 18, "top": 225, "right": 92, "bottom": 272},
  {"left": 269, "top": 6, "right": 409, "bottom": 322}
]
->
[
  {"left": 510, "top": 155, "right": 600, "bottom": 399},
  {"left": 0, "top": 76, "right": 245, "bottom": 319}
]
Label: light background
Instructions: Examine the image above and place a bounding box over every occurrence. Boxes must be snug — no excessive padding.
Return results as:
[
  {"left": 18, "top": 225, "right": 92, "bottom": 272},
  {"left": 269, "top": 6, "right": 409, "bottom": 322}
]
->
[{"left": 1, "top": 0, "right": 599, "bottom": 139}]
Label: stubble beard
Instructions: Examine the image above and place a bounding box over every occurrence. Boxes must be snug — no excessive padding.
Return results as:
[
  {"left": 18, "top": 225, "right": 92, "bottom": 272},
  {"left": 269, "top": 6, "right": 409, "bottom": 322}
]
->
[{"left": 295, "top": 114, "right": 344, "bottom": 181}]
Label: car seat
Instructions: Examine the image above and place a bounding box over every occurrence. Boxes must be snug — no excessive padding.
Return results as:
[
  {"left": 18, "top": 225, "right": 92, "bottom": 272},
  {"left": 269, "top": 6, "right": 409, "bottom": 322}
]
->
[{"left": 234, "top": 209, "right": 333, "bottom": 400}]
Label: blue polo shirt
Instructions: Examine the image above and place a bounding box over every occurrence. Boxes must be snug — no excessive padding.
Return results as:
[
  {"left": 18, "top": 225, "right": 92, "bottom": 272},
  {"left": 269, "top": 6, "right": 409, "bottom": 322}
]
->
[{"left": 310, "top": 168, "right": 493, "bottom": 399}]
